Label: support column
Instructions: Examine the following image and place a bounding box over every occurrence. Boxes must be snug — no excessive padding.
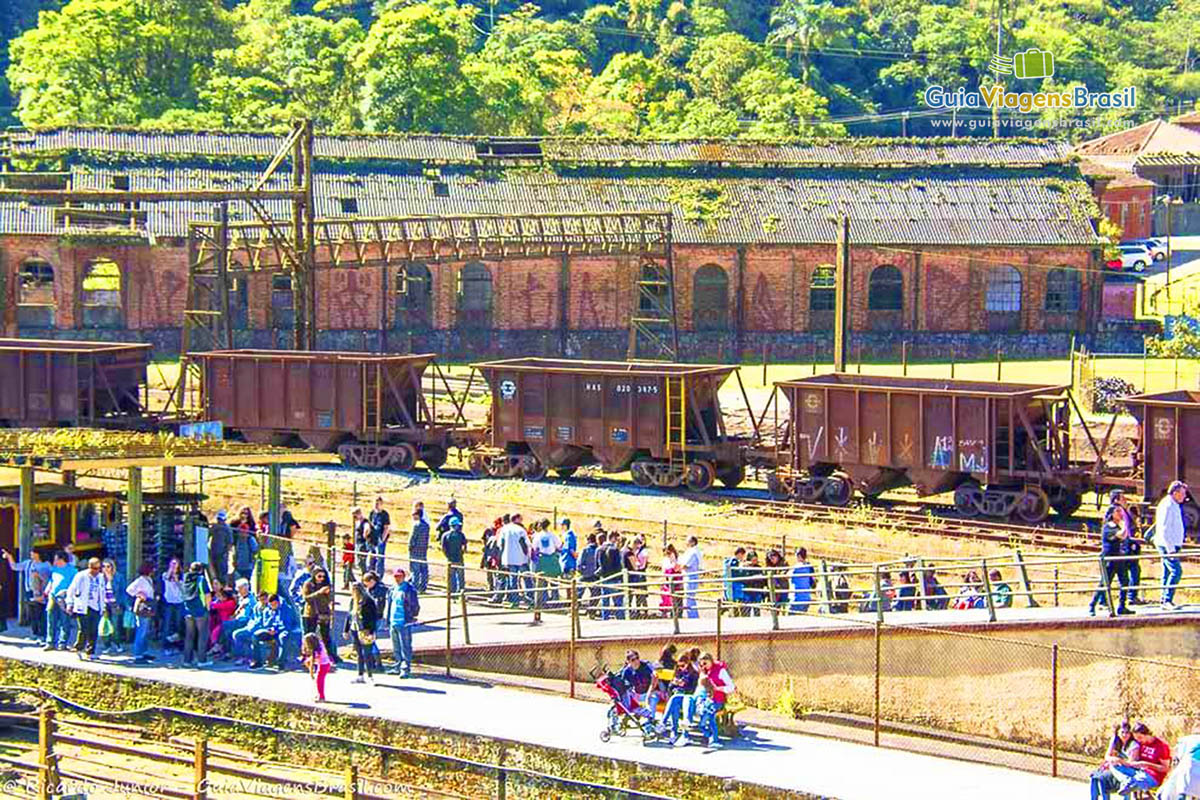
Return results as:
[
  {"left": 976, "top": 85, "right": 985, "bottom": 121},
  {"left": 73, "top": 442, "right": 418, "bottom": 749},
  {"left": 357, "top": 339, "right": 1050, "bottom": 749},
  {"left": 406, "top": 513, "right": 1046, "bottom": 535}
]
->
[
  {"left": 127, "top": 467, "right": 143, "bottom": 585},
  {"left": 61, "top": 471, "right": 76, "bottom": 487},
  {"left": 18, "top": 467, "right": 34, "bottom": 559},
  {"left": 834, "top": 214, "right": 850, "bottom": 372},
  {"left": 267, "top": 464, "right": 282, "bottom": 541},
  {"left": 162, "top": 466, "right": 176, "bottom": 494}
]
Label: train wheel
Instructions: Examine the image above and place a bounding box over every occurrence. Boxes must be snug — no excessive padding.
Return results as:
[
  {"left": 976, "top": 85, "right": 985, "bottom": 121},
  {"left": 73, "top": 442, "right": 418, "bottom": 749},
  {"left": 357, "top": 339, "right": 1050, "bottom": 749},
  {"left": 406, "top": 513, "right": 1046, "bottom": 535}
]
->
[
  {"left": 1049, "top": 487, "right": 1082, "bottom": 518},
  {"left": 468, "top": 452, "right": 489, "bottom": 477},
  {"left": 823, "top": 476, "right": 852, "bottom": 506},
  {"left": 631, "top": 461, "right": 655, "bottom": 488},
  {"left": 954, "top": 482, "right": 983, "bottom": 517},
  {"left": 717, "top": 464, "right": 746, "bottom": 489},
  {"left": 554, "top": 467, "right": 578, "bottom": 479},
  {"left": 521, "top": 457, "right": 548, "bottom": 482},
  {"left": 421, "top": 445, "right": 448, "bottom": 471},
  {"left": 390, "top": 443, "right": 418, "bottom": 472},
  {"left": 1014, "top": 486, "right": 1051, "bottom": 524},
  {"left": 684, "top": 462, "right": 716, "bottom": 493}
]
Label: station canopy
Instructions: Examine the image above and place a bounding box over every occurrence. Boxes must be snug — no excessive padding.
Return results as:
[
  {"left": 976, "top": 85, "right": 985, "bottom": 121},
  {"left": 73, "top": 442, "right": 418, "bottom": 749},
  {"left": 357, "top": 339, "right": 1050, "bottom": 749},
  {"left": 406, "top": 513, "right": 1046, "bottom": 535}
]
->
[{"left": 0, "top": 429, "right": 340, "bottom": 470}]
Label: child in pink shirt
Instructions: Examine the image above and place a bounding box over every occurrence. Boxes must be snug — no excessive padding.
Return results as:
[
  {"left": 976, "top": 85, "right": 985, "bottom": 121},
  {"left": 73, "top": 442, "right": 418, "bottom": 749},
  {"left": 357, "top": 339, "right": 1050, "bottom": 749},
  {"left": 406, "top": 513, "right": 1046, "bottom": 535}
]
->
[{"left": 302, "top": 632, "right": 333, "bottom": 702}]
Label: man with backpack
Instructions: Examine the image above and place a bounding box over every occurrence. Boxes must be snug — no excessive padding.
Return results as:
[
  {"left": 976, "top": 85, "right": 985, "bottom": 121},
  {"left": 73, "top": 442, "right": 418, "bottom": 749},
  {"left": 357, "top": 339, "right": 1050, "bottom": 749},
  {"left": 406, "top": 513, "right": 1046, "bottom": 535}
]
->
[{"left": 388, "top": 568, "right": 420, "bottom": 678}]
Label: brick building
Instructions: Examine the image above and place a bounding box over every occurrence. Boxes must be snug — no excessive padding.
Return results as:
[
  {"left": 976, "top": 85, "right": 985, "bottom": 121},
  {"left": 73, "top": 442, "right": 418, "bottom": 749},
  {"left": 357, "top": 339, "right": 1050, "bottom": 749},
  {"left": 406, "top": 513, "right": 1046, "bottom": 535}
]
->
[{"left": 0, "top": 129, "right": 1105, "bottom": 360}]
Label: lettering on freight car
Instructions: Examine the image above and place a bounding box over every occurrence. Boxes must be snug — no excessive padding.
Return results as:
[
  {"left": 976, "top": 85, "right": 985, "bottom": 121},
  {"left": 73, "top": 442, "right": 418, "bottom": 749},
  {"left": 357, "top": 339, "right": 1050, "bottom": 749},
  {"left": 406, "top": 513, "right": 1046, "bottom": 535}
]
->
[
  {"left": 524, "top": 426, "right": 545, "bottom": 440},
  {"left": 898, "top": 434, "right": 914, "bottom": 461},
  {"left": 930, "top": 436, "right": 953, "bottom": 469},
  {"left": 584, "top": 382, "right": 602, "bottom": 392},
  {"left": 316, "top": 412, "right": 333, "bottom": 429},
  {"left": 959, "top": 446, "right": 988, "bottom": 473},
  {"left": 614, "top": 384, "right": 633, "bottom": 393},
  {"left": 865, "top": 431, "right": 882, "bottom": 462},
  {"left": 803, "top": 393, "right": 821, "bottom": 412},
  {"left": 834, "top": 427, "right": 849, "bottom": 456},
  {"left": 636, "top": 384, "right": 659, "bottom": 394},
  {"left": 499, "top": 380, "right": 517, "bottom": 400},
  {"left": 555, "top": 426, "right": 573, "bottom": 439},
  {"left": 798, "top": 426, "right": 824, "bottom": 461},
  {"left": 1155, "top": 417, "right": 1174, "bottom": 441},
  {"left": 611, "top": 427, "right": 629, "bottom": 443}
]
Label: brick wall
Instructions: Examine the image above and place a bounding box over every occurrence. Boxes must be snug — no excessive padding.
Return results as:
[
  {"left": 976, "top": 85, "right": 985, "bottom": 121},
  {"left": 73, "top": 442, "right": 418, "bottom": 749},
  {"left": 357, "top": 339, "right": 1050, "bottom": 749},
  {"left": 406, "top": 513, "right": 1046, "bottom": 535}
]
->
[
  {"left": 1100, "top": 184, "right": 1153, "bottom": 240},
  {"left": 0, "top": 234, "right": 1100, "bottom": 357}
]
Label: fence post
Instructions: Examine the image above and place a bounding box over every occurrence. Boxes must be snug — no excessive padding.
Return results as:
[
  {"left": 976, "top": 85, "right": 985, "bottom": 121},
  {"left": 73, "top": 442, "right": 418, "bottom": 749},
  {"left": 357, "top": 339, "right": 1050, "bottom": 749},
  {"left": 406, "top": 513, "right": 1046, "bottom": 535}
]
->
[
  {"left": 1054, "top": 568, "right": 1060, "bottom": 607},
  {"left": 950, "top": 350, "right": 956, "bottom": 379},
  {"left": 996, "top": 348, "right": 1002, "bottom": 381},
  {"left": 901, "top": 341, "right": 908, "bottom": 376},
  {"left": 194, "top": 738, "right": 208, "bottom": 800},
  {"left": 768, "top": 568, "right": 780, "bottom": 630},
  {"left": 37, "top": 707, "right": 55, "bottom": 800},
  {"left": 569, "top": 577, "right": 578, "bottom": 699},
  {"left": 496, "top": 765, "right": 507, "bottom": 800},
  {"left": 661, "top": 520, "right": 668, "bottom": 551},
  {"left": 533, "top": 571, "right": 543, "bottom": 625},
  {"left": 819, "top": 560, "right": 834, "bottom": 612},
  {"left": 873, "top": 566, "right": 884, "bottom": 623},
  {"left": 915, "top": 559, "right": 929, "bottom": 611},
  {"left": 445, "top": 578, "right": 452, "bottom": 677},
  {"left": 716, "top": 598, "right": 723, "bottom": 661},
  {"left": 873, "top": 620, "right": 882, "bottom": 747},
  {"left": 344, "top": 764, "right": 358, "bottom": 800},
  {"left": 622, "top": 568, "right": 631, "bottom": 620},
  {"left": 1014, "top": 548, "right": 1039, "bottom": 608},
  {"left": 460, "top": 585, "right": 471, "bottom": 646},
  {"left": 352, "top": 480, "right": 358, "bottom": 511},
  {"left": 980, "top": 559, "right": 997, "bottom": 622},
  {"left": 1051, "top": 643, "right": 1059, "bottom": 777}
]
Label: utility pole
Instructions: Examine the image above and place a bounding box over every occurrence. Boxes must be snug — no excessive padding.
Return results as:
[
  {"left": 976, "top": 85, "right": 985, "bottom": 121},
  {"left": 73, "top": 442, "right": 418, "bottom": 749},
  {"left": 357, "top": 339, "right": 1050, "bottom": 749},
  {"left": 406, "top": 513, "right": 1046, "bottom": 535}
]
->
[
  {"left": 834, "top": 214, "right": 850, "bottom": 372},
  {"left": 901, "top": 111, "right": 910, "bottom": 137},
  {"left": 993, "top": 0, "right": 1004, "bottom": 139}
]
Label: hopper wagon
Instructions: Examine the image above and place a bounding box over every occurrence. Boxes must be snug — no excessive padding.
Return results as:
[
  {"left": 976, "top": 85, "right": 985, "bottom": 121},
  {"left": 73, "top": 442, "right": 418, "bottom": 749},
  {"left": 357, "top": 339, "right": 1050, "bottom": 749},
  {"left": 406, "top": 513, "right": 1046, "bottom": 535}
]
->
[
  {"left": 0, "top": 338, "right": 150, "bottom": 428},
  {"left": 1123, "top": 389, "right": 1200, "bottom": 533},
  {"left": 194, "top": 349, "right": 476, "bottom": 470},
  {"left": 470, "top": 358, "right": 748, "bottom": 492},
  {"left": 771, "top": 373, "right": 1089, "bottom": 523}
]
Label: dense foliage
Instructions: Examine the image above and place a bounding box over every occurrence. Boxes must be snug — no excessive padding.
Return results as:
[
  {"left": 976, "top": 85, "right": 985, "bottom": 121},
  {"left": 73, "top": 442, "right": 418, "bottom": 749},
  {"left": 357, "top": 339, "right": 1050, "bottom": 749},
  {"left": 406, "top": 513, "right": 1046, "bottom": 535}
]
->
[{"left": 2, "top": 0, "right": 1198, "bottom": 137}]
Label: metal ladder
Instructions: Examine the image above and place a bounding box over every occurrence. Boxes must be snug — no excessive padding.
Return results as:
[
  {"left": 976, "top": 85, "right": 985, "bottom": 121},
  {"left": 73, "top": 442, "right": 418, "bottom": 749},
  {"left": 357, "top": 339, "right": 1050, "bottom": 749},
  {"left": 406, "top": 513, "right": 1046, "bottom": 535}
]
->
[
  {"left": 363, "top": 364, "right": 380, "bottom": 432},
  {"left": 664, "top": 376, "right": 687, "bottom": 470}
]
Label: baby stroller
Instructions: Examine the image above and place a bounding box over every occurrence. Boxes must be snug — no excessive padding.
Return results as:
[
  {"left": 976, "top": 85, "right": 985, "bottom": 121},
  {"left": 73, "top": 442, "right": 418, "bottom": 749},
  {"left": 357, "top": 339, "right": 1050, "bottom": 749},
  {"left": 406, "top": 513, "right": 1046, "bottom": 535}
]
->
[{"left": 596, "top": 670, "right": 660, "bottom": 745}]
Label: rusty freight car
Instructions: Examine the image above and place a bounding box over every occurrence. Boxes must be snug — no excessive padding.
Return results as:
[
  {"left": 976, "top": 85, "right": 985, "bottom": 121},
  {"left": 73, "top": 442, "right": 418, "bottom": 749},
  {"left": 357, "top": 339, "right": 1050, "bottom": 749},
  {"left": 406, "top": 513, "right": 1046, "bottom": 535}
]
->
[
  {"left": 470, "top": 358, "right": 748, "bottom": 491},
  {"left": 0, "top": 339, "right": 150, "bottom": 427},
  {"left": 195, "top": 350, "right": 472, "bottom": 470},
  {"left": 1123, "top": 390, "right": 1200, "bottom": 532},
  {"left": 771, "top": 374, "right": 1088, "bottom": 522}
]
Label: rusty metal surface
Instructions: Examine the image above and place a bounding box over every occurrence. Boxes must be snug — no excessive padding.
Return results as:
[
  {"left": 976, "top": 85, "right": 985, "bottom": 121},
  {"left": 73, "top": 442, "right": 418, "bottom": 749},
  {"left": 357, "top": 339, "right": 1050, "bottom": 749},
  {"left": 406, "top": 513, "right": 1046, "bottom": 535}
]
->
[
  {"left": 196, "top": 349, "right": 433, "bottom": 447},
  {"left": 779, "top": 372, "right": 1066, "bottom": 483},
  {"left": 0, "top": 339, "right": 149, "bottom": 426},
  {"left": 475, "top": 359, "right": 734, "bottom": 468},
  {"left": 1124, "top": 390, "right": 1200, "bottom": 500}
]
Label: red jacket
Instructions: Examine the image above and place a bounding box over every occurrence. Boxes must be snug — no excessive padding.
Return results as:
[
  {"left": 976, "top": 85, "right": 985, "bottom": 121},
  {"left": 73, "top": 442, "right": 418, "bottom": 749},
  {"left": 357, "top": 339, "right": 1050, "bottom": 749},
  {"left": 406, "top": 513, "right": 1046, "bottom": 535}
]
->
[{"left": 704, "top": 660, "right": 735, "bottom": 705}]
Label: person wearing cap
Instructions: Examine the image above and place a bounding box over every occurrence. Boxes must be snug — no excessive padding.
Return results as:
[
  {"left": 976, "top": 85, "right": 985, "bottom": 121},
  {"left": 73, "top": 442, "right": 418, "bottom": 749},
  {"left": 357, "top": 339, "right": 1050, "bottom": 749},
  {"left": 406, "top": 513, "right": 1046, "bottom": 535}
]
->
[
  {"left": 387, "top": 568, "right": 419, "bottom": 677},
  {"left": 210, "top": 510, "right": 232, "bottom": 585},
  {"left": 436, "top": 499, "right": 463, "bottom": 536},
  {"left": 1155, "top": 481, "right": 1189, "bottom": 609},
  {"left": 1091, "top": 501, "right": 1133, "bottom": 617},
  {"left": 409, "top": 507, "right": 431, "bottom": 594},
  {"left": 440, "top": 517, "right": 468, "bottom": 594}
]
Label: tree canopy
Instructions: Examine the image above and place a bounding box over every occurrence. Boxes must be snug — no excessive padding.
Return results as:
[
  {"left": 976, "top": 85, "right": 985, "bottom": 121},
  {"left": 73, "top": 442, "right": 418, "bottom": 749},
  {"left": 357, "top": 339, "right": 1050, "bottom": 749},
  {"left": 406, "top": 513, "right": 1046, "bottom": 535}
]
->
[{"left": 2, "top": 0, "right": 1197, "bottom": 137}]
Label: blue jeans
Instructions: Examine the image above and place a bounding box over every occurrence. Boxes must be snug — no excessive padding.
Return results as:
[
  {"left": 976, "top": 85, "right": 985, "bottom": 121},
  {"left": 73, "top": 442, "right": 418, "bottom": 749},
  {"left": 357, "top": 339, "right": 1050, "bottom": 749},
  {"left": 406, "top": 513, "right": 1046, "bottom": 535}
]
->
[
  {"left": 448, "top": 564, "right": 464, "bottom": 594},
  {"left": 390, "top": 624, "right": 413, "bottom": 674},
  {"left": 410, "top": 556, "right": 429, "bottom": 593},
  {"left": 370, "top": 542, "right": 387, "bottom": 577},
  {"left": 698, "top": 699, "right": 723, "bottom": 744},
  {"left": 133, "top": 616, "right": 152, "bottom": 658},
  {"left": 231, "top": 625, "right": 256, "bottom": 658},
  {"left": 503, "top": 565, "right": 529, "bottom": 605},
  {"left": 45, "top": 603, "right": 75, "bottom": 648},
  {"left": 1160, "top": 547, "right": 1183, "bottom": 603},
  {"left": 663, "top": 693, "right": 699, "bottom": 736},
  {"left": 601, "top": 575, "right": 624, "bottom": 620},
  {"left": 161, "top": 602, "right": 184, "bottom": 641},
  {"left": 1091, "top": 764, "right": 1156, "bottom": 800}
]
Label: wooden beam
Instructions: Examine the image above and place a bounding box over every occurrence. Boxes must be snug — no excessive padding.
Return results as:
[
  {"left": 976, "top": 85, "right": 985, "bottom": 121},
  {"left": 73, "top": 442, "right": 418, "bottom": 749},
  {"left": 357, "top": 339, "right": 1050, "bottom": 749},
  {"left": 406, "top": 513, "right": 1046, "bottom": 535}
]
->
[
  {"left": 126, "top": 467, "right": 142, "bottom": 585},
  {"left": 17, "top": 467, "right": 34, "bottom": 559}
]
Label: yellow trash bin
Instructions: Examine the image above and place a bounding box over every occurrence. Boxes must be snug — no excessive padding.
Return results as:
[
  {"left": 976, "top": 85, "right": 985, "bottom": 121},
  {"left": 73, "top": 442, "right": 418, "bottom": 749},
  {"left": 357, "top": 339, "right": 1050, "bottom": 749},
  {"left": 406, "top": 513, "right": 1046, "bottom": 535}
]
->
[{"left": 257, "top": 548, "right": 281, "bottom": 595}]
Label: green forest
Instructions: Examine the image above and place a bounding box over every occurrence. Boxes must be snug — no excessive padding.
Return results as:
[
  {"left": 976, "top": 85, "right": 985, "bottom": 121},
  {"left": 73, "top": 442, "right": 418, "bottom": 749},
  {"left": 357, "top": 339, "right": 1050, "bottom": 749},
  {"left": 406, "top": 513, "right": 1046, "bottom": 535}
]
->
[{"left": 1, "top": 0, "right": 1197, "bottom": 139}]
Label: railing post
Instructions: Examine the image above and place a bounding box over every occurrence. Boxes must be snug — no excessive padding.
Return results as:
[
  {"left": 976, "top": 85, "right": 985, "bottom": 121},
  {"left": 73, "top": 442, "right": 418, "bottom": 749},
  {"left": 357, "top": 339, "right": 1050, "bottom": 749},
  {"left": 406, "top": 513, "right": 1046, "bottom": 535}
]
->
[
  {"left": 460, "top": 584, "right": 471, "bottom": 646},
  {"left": 716, "top": 598, "right": 723, "bottom": 661},
  {"left": 569, "top": 577, "right": 578, "bottom": 699},
  {"left": 1051, "top": 644, "right": 1059, "bottom": 777},
  {"left": 194, "top": 738, "right": 208, "bottom": 800},
  {"left": 533, "top": 571, "right": 543, "bottom": 625},
  {"left": 914, "top": 559, "right": 928, "bottom": 611},
  {"left": 1015, "top": 548, "right": 1039, "bottom": 608},
  {"left": 873, "top": 566, "right": 884, "bottom": 623},
  {"left": 445, "top": 578, "right": 452, "bottom": 677},
  {"left": 873, "top": 620, "right": 882, "bottom": 747},
  {"left": 1054, "top": 567, "right": 1060, "bottom": 607},
  {"left": 496, "top": 767, "right": 507, "bottom": 800},
  {"left": 980, "top": 559, "right": 997, "bottom": 622},
  {"left": 344, "top": 764, "right": 358, "bottom": 800},
  {"left": 622, "top": 568, "right": 630, "bottom": 620},
  {"left": 819, "top": 559, "right": 833, "bottom": 613},
  {"left": 37, "top": 707, "right": 55, "bottom": 800},
  {"left": 768, "top": 568, "right": 780, "bottom": 631}
]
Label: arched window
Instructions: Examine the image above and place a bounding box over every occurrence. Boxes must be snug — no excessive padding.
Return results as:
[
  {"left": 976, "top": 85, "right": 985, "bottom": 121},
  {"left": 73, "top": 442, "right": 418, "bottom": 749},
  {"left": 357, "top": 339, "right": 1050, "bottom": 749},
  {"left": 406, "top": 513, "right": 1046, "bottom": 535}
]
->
[
  {"left": 457, "top": 261, "right": 492, "bottom": 328},
  {"left": 81, "top": 259, "right": 123, "bottom": 328},
  {"left": 1044, "top": 268, "right": 1080, "bottom": 313},
  {"left": 867, "top": 265, "right": 903, "bottom": 311},
  {"left": 18, "top": 259, "right": 55, "bottom": 327},
  {"left": 692, "top": 264, "right": 728, "bottom": 331},
  {"left": 396, "top": 262, "right": 433, "bottom": 330},
  {"left": 985, "top": 265, "right": 1022, "bottom": 312},
  {"left": 810, "top": 265, "right": 836, "bottom": 311},
  {"left": 271, "top": 274, "right": 294, "bottom": 329}
]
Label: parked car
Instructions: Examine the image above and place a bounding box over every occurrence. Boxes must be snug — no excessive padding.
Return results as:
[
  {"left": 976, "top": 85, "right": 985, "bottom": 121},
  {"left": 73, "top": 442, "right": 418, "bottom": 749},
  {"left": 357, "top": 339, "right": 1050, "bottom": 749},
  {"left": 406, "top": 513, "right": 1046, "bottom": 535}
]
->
[
  {"left": 1116, "top": 243, "right": 1152, "bottom": 272},
  {"left": 1124, "top": 238, "right": 1168, "bottom": 262}
]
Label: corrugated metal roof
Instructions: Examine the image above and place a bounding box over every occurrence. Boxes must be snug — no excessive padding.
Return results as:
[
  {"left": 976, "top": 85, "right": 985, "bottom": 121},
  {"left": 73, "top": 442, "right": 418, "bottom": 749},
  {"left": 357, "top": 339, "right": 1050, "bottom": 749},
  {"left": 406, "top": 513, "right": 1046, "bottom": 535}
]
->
[
  {"left": 6, "top": 128, "right": 1072, "bottom": 167},
  {"left": 0, "top": 163, "right": 1099, "bottom": 245}
]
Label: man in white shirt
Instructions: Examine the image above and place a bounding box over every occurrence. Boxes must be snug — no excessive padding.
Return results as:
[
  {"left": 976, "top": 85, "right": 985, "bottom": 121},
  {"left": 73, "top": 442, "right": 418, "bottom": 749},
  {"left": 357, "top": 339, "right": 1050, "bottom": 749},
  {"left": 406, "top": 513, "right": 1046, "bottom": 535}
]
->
[
  {"left": 681, "top": 536, "right": 703, "bottom": 619},
  {"left": 65, "top": 557, "right": 105, "bottom": 659},
  {"left": 499, "top": 513, "right": 531, "bottom": 606},
  {"left": 1155, "top": 481, "right": 1189, "bottom": 609}
]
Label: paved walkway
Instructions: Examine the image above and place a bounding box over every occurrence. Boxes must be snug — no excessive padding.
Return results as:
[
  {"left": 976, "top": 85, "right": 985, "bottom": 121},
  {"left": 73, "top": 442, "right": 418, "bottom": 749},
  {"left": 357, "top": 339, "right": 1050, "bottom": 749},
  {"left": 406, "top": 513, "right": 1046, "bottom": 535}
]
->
[{"left": 0, "top": 634, "right": 1081, "bottom": 799}]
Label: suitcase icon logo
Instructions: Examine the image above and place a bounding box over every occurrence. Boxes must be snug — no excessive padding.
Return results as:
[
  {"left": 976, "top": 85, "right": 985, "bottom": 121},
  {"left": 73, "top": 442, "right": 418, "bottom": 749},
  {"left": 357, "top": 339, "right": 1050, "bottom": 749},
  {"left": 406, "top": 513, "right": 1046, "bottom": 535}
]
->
[{"left": 1013, "top": 49, "right": 1054, "bottom": 79}]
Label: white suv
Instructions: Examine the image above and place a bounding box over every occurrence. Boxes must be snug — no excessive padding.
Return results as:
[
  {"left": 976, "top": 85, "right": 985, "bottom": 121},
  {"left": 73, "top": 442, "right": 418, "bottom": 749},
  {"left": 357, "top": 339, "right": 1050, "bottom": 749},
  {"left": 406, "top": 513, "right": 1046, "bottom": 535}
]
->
[{"left": 1117, "top": 243, "right": 1152, "bottom": 272}]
